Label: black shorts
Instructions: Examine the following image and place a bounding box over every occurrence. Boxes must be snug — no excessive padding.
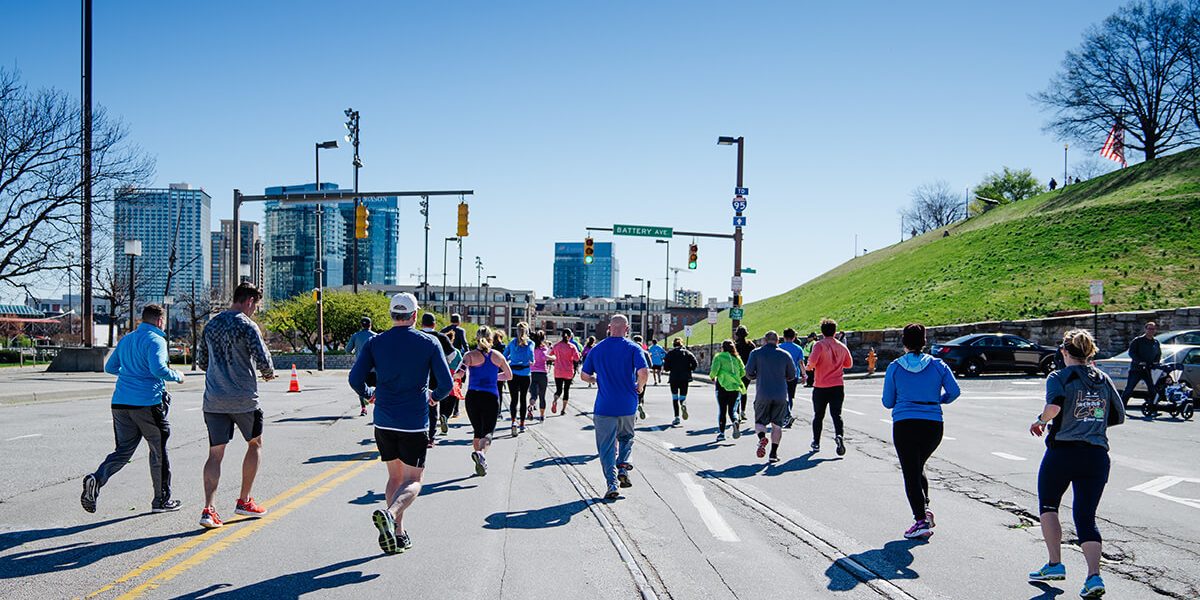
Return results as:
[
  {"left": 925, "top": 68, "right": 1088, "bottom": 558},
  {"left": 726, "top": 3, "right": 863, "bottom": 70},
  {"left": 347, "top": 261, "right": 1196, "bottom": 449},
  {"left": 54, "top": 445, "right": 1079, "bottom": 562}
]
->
[
  {"left": 374, "top": 428, "right": 428, "bottom": 467},
  {"left": 204, "top": 409, "right": 264, "bottom": 446},
  {"left": 465, "top": 390, "right": 500, "bottom": 439}
]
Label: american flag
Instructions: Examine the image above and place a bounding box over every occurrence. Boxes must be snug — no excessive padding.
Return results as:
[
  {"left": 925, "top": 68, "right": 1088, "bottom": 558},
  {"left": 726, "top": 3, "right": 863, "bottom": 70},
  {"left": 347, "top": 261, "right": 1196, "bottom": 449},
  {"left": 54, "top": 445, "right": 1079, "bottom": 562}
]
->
[{"left": 1100, "top": 120, "right": 1126, "bottom": 167}]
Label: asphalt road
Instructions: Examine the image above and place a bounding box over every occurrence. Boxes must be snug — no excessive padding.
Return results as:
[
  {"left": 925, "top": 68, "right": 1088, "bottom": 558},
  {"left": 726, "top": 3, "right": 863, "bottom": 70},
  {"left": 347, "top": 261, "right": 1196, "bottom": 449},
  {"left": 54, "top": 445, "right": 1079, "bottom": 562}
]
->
[{"left": 0, "top": 370, "right": 1192, "bottom": 599}]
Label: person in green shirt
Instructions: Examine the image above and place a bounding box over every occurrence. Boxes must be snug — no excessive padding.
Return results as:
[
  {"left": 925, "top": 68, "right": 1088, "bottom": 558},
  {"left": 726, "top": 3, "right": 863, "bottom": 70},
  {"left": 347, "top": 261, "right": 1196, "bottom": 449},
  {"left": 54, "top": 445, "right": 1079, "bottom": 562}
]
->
[{"left": 710, "top": 340, "right": 748, "bottom": 442}]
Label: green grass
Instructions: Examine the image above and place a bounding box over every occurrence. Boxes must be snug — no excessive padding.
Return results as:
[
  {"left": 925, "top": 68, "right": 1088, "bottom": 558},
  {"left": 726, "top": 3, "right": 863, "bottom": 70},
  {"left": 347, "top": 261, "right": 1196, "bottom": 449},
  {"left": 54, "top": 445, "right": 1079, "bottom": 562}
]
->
[{"left": 684, "top": 147, "right": 1200, "bottom": 341}]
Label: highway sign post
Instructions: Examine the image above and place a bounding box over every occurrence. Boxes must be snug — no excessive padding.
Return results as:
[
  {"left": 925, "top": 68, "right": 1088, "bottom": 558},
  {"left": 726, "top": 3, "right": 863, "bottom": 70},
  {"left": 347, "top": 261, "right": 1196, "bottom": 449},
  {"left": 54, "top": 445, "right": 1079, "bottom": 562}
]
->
[
  {"left": 1089, "top": 280, "right": 1104, "bottom": 335},
  {"left": 732, "top": 198, "right": 747, "bottom": 211},
  {"left": 733, "top": 216, "right": 747, "bottom": 227},
  {"left": 707, "top": 309, "right": 718, "bottom": 324},
  {"left": 731, "top": 276, "right": 743, "bottom": 292},
  {"left": 729, "top": 307, "right": 744, "bottom": 320},
  {"left": 735, "top": 187, "right": 749, "bottom": 196}
]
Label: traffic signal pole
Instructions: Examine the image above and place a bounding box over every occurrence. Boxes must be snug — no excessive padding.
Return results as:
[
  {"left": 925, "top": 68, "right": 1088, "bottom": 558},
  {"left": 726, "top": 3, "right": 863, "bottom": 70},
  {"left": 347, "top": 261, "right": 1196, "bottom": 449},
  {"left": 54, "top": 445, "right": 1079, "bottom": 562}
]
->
[{"left": 731, "top": 138, "right": 745, "bottom": 336}]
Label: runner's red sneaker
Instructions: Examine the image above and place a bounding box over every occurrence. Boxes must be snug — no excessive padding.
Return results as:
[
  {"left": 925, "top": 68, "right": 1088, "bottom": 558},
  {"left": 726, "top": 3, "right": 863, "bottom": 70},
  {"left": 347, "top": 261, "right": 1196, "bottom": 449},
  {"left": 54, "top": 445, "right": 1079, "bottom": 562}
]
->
[
  {"left": 199, "top": 506, "right": 224, "bottom": 529},
  {"left": 235, "top": 497, "right": 267, "bottom": 517}
]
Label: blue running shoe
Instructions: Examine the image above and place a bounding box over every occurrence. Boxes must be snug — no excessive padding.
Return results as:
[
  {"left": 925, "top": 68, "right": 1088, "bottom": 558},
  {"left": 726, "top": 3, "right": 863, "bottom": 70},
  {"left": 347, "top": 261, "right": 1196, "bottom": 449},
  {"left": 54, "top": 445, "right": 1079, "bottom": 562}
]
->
[
  {"left": 1028, "top": 562, "right": 1066, "bottom": 581},
  {"left": 1080, "top": 574, "right": 1105, "bottom": 598}
]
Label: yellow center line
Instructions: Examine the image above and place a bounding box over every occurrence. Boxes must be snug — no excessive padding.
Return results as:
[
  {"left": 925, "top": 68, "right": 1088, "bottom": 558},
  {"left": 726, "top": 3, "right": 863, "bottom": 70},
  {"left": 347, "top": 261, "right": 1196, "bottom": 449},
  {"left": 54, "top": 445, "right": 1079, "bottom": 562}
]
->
[{"left": 85, "top": 453, "right": 375, "bottom": 599}]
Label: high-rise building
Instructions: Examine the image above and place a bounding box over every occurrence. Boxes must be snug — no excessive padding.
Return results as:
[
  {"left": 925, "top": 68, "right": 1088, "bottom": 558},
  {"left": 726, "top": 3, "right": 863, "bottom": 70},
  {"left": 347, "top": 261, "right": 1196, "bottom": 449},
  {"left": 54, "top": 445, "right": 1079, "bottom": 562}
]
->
[
  {"left": 262, "top": 183, "right": 399, "bottom": 303},
  {"left": 210, "top": 231, "right": 223, "bottom": 293},
  {"left": 113, "top": 183, "right": 211, "bottom": 310},
  {"left": 675, "top": 289, "right": 702, "bottom": 308},
  {"left": 553, "top": 241, "right": 618, "bottom": 298},
  {"left": 210, "top": 220, "right": 263, "bottom": 301}
]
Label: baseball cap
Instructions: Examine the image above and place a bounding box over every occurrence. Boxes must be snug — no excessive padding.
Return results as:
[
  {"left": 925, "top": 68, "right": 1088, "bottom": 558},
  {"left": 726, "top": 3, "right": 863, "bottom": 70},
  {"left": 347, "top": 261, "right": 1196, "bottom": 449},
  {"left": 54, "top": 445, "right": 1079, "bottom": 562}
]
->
[{"left": 390, "top": 292, "right": 419, "bottom": 315}]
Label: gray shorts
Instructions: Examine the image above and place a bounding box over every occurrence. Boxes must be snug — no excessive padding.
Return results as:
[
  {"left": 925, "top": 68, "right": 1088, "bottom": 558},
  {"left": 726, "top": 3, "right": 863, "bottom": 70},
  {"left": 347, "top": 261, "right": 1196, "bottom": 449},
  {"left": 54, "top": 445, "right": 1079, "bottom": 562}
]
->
[
  {"left": 754, "top": 398, "right": 790, "bottom": 427},
  {"left": 204, "top": 409, "right": 264, "bottom": 446}
]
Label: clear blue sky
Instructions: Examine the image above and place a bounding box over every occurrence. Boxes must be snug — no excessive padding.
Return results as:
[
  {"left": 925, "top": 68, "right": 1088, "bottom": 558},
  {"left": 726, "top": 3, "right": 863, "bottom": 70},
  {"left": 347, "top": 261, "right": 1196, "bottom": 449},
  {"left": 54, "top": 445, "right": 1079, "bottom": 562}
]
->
[{"left": 3, "top": 0, "right": 1126, "bottom": 304}]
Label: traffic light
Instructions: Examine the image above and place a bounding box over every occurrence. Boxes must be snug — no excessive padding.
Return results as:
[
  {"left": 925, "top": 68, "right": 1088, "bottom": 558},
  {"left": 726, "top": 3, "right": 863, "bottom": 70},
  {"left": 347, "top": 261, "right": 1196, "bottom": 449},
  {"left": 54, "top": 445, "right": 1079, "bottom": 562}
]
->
[
  {"left": 457, "top": 202, "right": 470, "bottom": 237},
  {"left": 688, "top": 243, "right": 698, "bottom": 269},
  {"left": 584, "top": 236, "right": 595, "bottom": 264},
  {"left": 312, "top": 288, "right": 320, "bottom": 303},
  {"left": 355, "top": 204, "right": 370, "bottom": 239}
]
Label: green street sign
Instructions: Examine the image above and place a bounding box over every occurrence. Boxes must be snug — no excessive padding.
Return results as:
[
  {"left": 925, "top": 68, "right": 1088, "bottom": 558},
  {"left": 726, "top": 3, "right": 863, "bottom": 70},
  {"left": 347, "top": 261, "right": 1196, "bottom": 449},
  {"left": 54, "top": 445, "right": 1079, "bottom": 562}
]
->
[
  {"left": 613, "top": 224, "right": 673, "bottom": 238},
  {"left": 729, "top": 307, "right": 744, "bottom": 320}
]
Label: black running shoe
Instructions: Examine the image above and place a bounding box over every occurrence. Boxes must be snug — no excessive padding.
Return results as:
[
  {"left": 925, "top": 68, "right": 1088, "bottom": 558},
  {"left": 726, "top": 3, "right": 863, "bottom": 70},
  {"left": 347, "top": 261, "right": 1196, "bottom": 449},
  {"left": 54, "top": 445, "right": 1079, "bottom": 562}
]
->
[
  {"left": 604, "top": 487, "right": 620, "bottom": 500},
  {"left": 152, "top": 498, "right": 182, "bottom": 513},
  {"left": 835, "top": 435, "right": 846, "bottom": 456},
  {"left": 618, "top": 472, "right": 633, "bottom": 488},
  {"left": 397, "top": 531, "right": 413, "bottom": 551},
  {"left": 81, "top": 474, "right": 98, "bottom": 513},
  {"left": 810, "top": 441, "right": 820, "bottom": 453},
  {"left": 373, "top": 509, "right": 400, "bottom": 554},
  {"left": 439, "top": 414, "right": 448, "bottom": 435}
]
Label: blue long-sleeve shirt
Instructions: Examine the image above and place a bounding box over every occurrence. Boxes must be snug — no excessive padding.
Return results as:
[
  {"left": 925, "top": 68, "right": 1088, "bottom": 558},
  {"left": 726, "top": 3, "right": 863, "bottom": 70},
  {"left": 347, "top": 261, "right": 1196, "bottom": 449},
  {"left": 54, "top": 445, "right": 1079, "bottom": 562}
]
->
[
  {"left": 881, "top": 353, "right": 960, "bottom": 422},
  {"left": 349, "top": 325, "right": 453, "bottom": 432},
  {"left": 105, "top": 323, "right": 183, "bottom": 407},
  {"left": 504, "top": 339, "right": 535, "bottom": 376}
]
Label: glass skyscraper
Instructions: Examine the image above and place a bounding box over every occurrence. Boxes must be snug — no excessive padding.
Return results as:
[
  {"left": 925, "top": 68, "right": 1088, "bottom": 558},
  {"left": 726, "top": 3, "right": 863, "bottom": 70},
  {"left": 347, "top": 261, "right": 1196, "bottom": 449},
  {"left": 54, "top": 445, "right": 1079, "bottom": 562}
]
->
[
  {"left": 262, "top": 183, "right": 399, "bottom": 304},
  {"left": 113, "top": 183, "right": 211, "bottom": 308},
  {"left": 553, "top": 241, "right": 618, "bottom": 298}
]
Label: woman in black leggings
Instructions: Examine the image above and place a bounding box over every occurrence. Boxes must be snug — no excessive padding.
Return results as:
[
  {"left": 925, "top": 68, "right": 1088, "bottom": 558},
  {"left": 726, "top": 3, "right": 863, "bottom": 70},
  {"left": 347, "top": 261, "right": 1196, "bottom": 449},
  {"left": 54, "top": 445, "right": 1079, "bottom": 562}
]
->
[
  {"left": 1029, "top": 329, "right": 1125, "bottom": 599},
  {"left": 709, "top": 340, "right": 747, "bottom": 442},
  {"left": 881, "top": 323, "right": 960, "bottom": 539}
]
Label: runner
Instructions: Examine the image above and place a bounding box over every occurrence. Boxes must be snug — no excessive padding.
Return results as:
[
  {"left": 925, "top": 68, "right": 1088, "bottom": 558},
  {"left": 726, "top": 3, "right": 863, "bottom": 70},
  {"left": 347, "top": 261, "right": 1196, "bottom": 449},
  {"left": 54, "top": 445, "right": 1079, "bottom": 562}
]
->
[
  {"left": 349, "top": 292, "right": 453, "bottom": 555},
  {"left": 444, "top": 329, "right": 465, "bottom": 421},
  {"left": 582, "top": 336, "right": 597, "bottom": 388},
  {"left": 709, "top": 340, "right": 747, "bottom": 441},
  {"left": 881, "top": 323, "right": 960, "bottom": 539},
  {"left": 580, "top": 314, "right": 648, "bottom": 500},
  {"left": 662, "top": 338, "right": 698, "bottom": 426},
  {"left": 734, "top": 326, "right": 756, "bottom": 421},
  {"left": 440, "top": 313, "right": 470, "bottom": 354},
  {"left": 504, "top": 323, "right": 533, "bottom": 436},
  {"left": 419, "top": 313, "right": 457, "bottom": 445},
  {"left": 648, "top": 339, "right": 667, "bottom": 386},
  {"left": 1028, "top": 329, "right": 1125, "bottom": 598},
  {"left": 346, "top": 317, "right": 377, "bottom": 416},
  {"left": 745, "top": 331, "right": 797, "bottom": 463},
  {"left": 778, "top": 328, "right": 807, "bottom": 428},
  {"left": 81, "top": 304, "right": 184, "bottom": 514},
  {"left": 803, "top": 333, "right": 818, "bottom": 388},
  {"left": 492, "top": 330, "right": 508, "bottom": 421},
  {"left": 632, "top": 335, "right": 652, "bottom": 419},
  {"left": 809, "top": 318, "right": 853, "bottom": 455},
  {"left": 195, "top": 283, "right": 276, "bottom": 529},
  {"left": 551, "top": 330, "right": 581, "bottom": 415},
  {"left": 460, "top": 326, "right": 512, "bottom": 477},
  {"left": 529, "top": 330, "right": 551, "bottom": 422}
]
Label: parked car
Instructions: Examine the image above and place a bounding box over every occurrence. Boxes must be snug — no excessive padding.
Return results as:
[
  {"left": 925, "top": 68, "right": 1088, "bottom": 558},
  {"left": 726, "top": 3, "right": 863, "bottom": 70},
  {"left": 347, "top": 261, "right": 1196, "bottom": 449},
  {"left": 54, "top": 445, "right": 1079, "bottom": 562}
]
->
[
  {"left": 1156, "top": 329, "right": 1200, "bottom": 345},
  {"left": 1094, "top": 344, "right": 1200, "bottom": 400},
  {"left": 929, "top": 333, "right": 1058, "bottom": 377}
]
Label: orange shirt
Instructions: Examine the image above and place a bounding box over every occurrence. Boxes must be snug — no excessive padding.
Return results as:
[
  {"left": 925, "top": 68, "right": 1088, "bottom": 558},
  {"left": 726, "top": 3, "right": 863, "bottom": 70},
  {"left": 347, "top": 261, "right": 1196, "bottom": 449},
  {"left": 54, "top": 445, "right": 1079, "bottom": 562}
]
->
[{"left": 809, "top": 337, "right": 853, "bottom": 388}]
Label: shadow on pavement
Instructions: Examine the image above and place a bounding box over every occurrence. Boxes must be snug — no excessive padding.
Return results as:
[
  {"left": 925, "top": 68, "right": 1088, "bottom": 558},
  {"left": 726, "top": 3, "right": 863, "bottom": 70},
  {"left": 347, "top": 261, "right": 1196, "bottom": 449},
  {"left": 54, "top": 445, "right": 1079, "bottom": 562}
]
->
[
  {"left": 765, "top": 452, "right": 842, "bottom": 475},
  {"left": 525, "top": 455, "right": 596, "bottom": 469},
  {"left": 1027, "top": 581, "right": 1066, "bottom": 599},
  {"left": 672, "top": 441, "right": 722, "bottom": 454},
  {"left": 685, "top": 426, "right": 720, "bottom": 436},
  {"left": 0, "top": 529, "right": 203, "bottom": 579},
  {"left": 348, "top": 490, "right": 386, "bottom": 505},
  {"left": 420, "top": 476, "right": 477, "bottom": 497},
  {"left": 435, "top": 438, "right": 473, "bottom": 446},
  {"left": 698, "top": 463, "right": 768, "bottom": 479},
  {"left": 824, "top": 539, "right": 928, "bottom": 591},
  {"left": 274, "top": 415, "right": 345, "bottom": 423},
  {"left": 305, "top": 452, "right": 377, "bottom": 464},
  {"left": 171, "top": 555, "right": 383, "bottom": 599},
  {"left": 0, "top": 514, "right": 144, "bottom": 552},
  {"left": 483, "top": 499, "right": 590, "bottom": 530}
]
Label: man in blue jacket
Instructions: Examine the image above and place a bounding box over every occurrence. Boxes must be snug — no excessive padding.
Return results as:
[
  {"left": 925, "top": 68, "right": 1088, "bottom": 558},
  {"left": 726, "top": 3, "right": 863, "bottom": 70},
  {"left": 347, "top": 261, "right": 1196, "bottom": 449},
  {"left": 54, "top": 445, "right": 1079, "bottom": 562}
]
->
[
  {"left": 82, "top": 304, "right": 184, "bottom": 514},
  {"left": 350, "top": 293, "right": 453, "bottom": 555}
]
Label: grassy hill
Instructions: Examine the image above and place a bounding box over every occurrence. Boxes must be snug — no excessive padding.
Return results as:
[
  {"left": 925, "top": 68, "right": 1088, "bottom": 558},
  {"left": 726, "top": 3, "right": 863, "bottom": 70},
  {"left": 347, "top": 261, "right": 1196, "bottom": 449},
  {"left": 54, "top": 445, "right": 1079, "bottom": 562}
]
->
[{"left": 684, "top": 147, "right": 1200, "bottom": 341}]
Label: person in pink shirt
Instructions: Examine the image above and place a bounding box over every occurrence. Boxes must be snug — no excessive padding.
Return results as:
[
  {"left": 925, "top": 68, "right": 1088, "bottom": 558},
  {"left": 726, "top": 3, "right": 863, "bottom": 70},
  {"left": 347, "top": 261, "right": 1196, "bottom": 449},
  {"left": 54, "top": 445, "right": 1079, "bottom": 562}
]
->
[
  {"left": 551, "top": 330, "right": 582, "bottom": 415},
  {"left": 808, "top": 318, "right": 854, "bottom": 456},
  {"left": 529, "top": 331, "right": 552, "bottom": 422}
]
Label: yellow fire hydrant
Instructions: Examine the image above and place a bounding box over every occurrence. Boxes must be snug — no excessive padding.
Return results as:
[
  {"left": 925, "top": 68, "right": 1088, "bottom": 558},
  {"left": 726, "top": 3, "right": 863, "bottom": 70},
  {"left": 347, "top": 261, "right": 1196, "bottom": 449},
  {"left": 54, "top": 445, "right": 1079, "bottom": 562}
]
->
[{"left": 867, "top": 348, "right": 877, "bottom": 376}]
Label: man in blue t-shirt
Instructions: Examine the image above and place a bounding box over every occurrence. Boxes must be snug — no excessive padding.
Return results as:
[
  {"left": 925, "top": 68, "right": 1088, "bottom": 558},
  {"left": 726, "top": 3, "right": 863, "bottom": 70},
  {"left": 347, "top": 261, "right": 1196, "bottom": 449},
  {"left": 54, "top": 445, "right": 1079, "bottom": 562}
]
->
[
  {"left": 581, "top": 314, "right": 649, "bottom": 500},
  {"left": 778, "top": 328, "right": 807, "bottom": 428}
]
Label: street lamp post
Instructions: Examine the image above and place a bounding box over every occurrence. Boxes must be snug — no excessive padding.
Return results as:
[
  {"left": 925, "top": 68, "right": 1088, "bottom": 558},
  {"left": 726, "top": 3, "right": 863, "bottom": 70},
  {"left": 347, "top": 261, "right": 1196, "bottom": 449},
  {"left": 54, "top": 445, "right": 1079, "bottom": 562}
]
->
[
  {"left": 442, "top": 236, "right": 458, "bottom": 315},
  {"left": 481, "top": 275, "right": 497, "bottom": 326},
  {"left": 67, "top": 251, "right": 75, "bottom": 343},
  {"left": 474, "top": 257, "right": 483, "bottom": 324},
  {"left": 314, "top": 140, "right": 339, "bottom": 371},
  {"left": 420, "top": 196, "right": 431, "bottom": 304},
  {"left": 656, "top": 239, "right": 669, "bottom": 332},
  {"left": 1064, "top": 143, "right": 1069, "bottom": 186},
  {"left": 717, "top": 135, "right": 745, "bottom": 336},
  {"left": 456, "top": 238, "right": 463, "bottom": 316},
  {"left": 344, "top": 109, "right": 362, "bottom": 292},
  {"left": 124, "top": 240, "right": 141, "bottom": 333},
  {"left": 162, "top": 294, "right": 174, "bottom": 338}
]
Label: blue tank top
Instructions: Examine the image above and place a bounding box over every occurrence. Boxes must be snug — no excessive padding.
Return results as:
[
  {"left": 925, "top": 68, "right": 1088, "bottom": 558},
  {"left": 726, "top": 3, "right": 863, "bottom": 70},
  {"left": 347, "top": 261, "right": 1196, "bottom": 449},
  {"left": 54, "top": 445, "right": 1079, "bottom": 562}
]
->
[{"left": 468, "top": 351, "right": 500, "bottom": 394}]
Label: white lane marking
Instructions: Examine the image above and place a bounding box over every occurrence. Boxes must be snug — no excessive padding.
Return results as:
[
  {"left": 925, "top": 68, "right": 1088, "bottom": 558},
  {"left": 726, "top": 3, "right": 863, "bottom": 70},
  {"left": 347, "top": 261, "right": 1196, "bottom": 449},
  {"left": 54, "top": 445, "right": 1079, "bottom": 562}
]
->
[
  {"left": 943, "top": 436, "right": 957, "bottom": 441},
  {"left": 1127, "top": 476, "right": 1200, "bottom": 510},
  {"left": 843, "top": 408, "right": 866, "bottom": 416},
  {"left": 879, "top": 418, "right": 893, "bottom": 424},
  {"left": 677, "top": 472, "right": 740, "bottom": 542},
  {"left": 660, "top": 441, "right": 676, "bottom": 449},
  {"left": 991, "top": 452, "right": 1026, "bottom": 461},
  {"left": 185, "top": 407, "right": 201, "bottom": 411},
  {"left": 1011, "top": 381, "right": 1043, "bottom": 385},
  {"left": 5, "top": 434, "right": 42, "bottom": 442}
]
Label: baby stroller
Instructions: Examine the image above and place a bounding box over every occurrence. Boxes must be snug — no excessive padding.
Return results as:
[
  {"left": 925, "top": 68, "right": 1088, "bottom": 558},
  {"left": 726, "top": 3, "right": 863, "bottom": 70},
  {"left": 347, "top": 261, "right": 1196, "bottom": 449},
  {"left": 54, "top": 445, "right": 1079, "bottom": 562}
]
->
[{"left": 1142, "top": 362, "right": 1195, "bottom": 421}]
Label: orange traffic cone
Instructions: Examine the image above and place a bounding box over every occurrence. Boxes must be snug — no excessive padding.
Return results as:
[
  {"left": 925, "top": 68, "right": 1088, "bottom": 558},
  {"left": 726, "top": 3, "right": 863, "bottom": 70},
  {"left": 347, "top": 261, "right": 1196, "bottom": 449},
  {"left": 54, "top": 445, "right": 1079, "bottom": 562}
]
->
[{"left": 287, "top": 364, "right": 301, "bottom": 393}]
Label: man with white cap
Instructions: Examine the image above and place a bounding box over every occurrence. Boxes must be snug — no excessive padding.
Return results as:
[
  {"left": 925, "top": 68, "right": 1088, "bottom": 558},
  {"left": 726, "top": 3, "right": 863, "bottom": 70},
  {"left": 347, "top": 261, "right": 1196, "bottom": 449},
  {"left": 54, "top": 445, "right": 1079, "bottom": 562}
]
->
[{"left": 349, "top": 292, "right": 453, "bottom": 555}]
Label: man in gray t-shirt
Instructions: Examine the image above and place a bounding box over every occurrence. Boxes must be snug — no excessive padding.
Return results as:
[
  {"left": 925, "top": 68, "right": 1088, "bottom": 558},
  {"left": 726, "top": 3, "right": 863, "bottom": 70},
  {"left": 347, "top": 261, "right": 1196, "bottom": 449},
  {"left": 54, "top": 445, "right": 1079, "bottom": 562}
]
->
[
  {"left": 745, "top": 331, "right": 798, "bottom": 462},
  {"left": 195, "top": 283, "right": 275, "bottom": 529}
]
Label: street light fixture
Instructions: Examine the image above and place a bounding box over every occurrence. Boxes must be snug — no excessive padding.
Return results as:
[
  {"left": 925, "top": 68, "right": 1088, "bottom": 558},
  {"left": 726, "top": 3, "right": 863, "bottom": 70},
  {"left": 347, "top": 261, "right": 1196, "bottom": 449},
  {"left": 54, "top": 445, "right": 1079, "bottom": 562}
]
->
[
  {"left": 481, "top": 275, "right": 497, "bottom": 326},
  {"left": 717, "top": 134, "right": 746, "bottom": 336},
  {"left": 124, "top": 240, "right": 142, "bottom": 332},
  {"left": 313, "top": 139, "right": 339, "bottom": 371},
  {"left": 634, "top": 277, "right": 651, "bottom": 339}
]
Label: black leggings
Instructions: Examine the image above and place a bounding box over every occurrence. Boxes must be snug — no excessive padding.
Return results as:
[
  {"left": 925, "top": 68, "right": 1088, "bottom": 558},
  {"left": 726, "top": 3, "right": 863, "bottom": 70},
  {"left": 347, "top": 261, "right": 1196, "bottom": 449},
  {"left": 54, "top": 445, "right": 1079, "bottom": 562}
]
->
[
  {"left": 530, "top": 372, "right": 549, "bottom": 410},
  {"left": 508, "top": 375, "right": 530, "bottom": 423},
  {"left": 812, "top": 386, "right": 845, "bottom": 440},
  {"left": 716, "top": 385, "right": 739, "bottom": 431},
  {"left": 555, "top": 378, "right": 572, "bottom": 403},
  {"left": 670, "top": 381, "right": 689, "bottom": 417},
  {"left": 893, "top": 419, "right": 943, "bottom": 521},
  {"left": 1038, "top": 444, "right": 1110, "bottom": 543},
  {"left": 1121, "top": 367, "right": 1154, "bottom": 406}
]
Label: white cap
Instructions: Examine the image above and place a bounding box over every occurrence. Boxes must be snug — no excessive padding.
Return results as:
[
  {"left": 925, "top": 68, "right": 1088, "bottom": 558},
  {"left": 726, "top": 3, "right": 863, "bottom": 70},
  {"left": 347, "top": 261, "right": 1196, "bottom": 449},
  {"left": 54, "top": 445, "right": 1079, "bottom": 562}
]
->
[{"left": 390, "top": 292, "right": 419, "bottom": 315}]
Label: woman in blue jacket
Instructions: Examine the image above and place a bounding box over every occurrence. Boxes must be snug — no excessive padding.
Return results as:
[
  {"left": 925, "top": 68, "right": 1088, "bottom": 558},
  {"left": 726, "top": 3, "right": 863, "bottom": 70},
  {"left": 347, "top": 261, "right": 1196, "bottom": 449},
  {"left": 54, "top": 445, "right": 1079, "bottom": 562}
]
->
[
  {"left": 881, "top": 323, "right": 960, "bottom": 539},
  {"left": 504, "top": 322, "right": 534, "bottom": 437}
]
